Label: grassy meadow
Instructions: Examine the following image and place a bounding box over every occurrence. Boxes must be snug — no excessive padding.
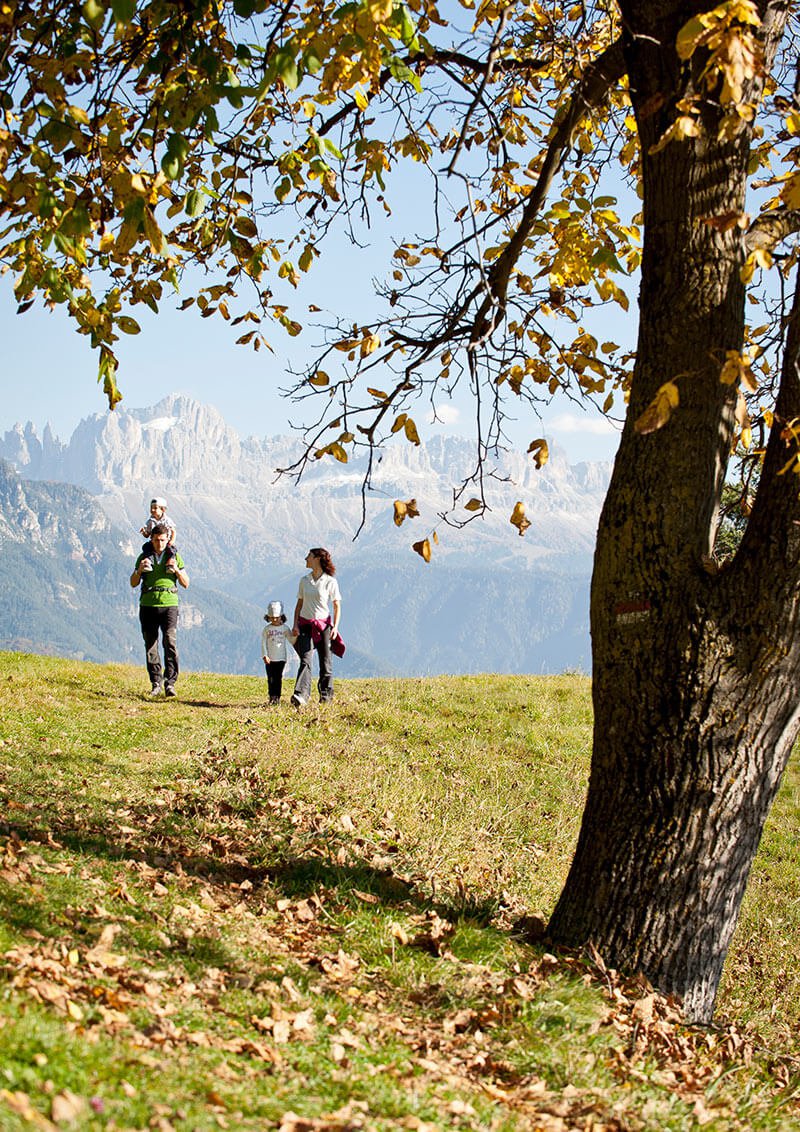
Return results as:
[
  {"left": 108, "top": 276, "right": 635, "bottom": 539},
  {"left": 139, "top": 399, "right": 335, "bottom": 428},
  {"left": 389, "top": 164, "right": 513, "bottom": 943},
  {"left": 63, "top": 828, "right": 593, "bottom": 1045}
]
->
[{"left": 0, "top": 651, "right": 798, "bottom": 1130}]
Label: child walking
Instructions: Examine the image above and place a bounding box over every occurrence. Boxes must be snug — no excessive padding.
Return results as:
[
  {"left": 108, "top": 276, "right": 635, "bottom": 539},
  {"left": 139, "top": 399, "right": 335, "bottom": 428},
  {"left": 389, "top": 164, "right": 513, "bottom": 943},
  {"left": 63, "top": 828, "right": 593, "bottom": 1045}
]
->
[{"left": 261, "top": 601, "right": 295, "bottom": 705}]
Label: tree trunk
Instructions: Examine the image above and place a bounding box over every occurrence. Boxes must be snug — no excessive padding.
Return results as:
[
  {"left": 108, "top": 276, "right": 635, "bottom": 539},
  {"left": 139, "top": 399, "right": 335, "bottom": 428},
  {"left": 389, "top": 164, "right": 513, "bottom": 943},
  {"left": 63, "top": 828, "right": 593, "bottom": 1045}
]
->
[{"left": 548, "top": 0, "right": 799, "bottom": 1022}]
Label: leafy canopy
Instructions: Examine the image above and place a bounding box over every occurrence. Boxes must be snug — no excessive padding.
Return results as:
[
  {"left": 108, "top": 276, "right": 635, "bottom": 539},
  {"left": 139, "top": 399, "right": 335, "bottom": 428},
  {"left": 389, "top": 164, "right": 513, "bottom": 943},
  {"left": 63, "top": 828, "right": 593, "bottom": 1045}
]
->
[{"left": 1, "top": 0, "right": 799, "bottom": 542}]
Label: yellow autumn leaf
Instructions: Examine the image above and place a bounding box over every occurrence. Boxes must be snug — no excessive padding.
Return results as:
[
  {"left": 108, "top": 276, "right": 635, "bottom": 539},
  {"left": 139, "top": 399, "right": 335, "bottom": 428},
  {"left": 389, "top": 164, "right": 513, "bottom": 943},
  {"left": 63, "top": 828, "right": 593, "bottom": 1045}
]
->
[
  {"left": 527, "top": 438, "right": 549, "bottom": 469},
  {"left": 719, "top": 350, "right": 757, "bottom": 391},
  {"left": 394, "top": 498, "right": 420, "bottom": 525},
  {"left": 368, "top": 0, "right": 393, "bottom": 21},
  {"left": 464, "top": 498, "right": 483, "bottom": 511},
  {"left": 360, "top": 333, "right": 380, "bottom": 357},
  {"left": 676, "top": 14, "right": 707, "bottom": 60},
  {"left": 309, "top": 370, "right": 330, "bottom": 386},
  {"left": 782, "top": 172, "right": 800, "bottom": 210},
  {"left": 634, "top": 381, "right": 680, "bottom": 435},
  {"left": 354, "top": 89, "right": 369, "bottom": 111},
  {"left": 412, "top": 538, "right": 432, "bottom": 562},
  {"left": 649, "top": 115, "right": 700, "bottom": 154},
  {"left": 404, "top": 418, "right": 420, "bottom": 445},
  {"left": 510, "top": 501, "right": 531, "bottom": 536},
  {"left": 143, "top": 208, "right": 166, "bottom": 255}
]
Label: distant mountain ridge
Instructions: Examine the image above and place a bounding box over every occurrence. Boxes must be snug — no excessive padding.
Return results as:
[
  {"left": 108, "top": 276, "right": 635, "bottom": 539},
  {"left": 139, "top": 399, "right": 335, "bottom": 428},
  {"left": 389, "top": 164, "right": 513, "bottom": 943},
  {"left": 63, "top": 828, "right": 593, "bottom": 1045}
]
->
[{"left": 0, "top": 396, "right": 610, "bottom": 675}]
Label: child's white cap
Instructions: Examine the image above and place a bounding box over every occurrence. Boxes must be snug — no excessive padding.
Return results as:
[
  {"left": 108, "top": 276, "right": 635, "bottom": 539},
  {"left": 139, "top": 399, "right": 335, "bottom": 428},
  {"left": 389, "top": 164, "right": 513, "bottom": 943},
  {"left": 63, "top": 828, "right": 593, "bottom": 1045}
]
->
[
  {"left": 267, "top": 601, "right": 283, "bottom": 618},
  {"left": 150, "top": 497, "right": 167, "bottom": 508}
]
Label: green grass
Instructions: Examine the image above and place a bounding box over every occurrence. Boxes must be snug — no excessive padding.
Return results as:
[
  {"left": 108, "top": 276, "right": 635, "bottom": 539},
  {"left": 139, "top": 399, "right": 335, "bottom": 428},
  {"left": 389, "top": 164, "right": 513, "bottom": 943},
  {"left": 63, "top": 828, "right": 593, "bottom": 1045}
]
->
[{"left": 0, "top": 651, "right": 798, "bottom": 1130}]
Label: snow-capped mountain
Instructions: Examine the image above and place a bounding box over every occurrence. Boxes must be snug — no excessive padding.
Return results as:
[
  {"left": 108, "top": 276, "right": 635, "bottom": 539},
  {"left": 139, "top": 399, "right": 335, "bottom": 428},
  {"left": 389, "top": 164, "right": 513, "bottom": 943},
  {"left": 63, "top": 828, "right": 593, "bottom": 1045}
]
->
[{"left": 0, "top": 395, "right": 610, "bottom": 675}]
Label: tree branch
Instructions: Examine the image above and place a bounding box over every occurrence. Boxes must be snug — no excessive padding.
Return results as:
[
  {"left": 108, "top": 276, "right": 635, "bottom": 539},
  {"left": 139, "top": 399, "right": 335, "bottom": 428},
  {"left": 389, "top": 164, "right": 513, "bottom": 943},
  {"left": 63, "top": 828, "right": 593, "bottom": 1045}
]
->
[
  {"left": 737, "top": 268, "right": 800, "bottom": 589},
  {"left": 744, "top": 208, "right": 800, "bottom": 253},
  {"left": 445, "top": 8, "right": 510, "bottom": 175},
  {"left": 468, "top": 38, "right": 626, "bottom": 343}
]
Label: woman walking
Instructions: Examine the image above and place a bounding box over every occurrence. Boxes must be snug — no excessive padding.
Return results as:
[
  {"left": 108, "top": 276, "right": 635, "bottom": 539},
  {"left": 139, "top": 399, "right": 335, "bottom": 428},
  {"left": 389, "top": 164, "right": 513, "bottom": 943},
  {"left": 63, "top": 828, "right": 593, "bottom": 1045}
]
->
[{"left": 291, "top": 547, "right": 342, "bottom": 706}]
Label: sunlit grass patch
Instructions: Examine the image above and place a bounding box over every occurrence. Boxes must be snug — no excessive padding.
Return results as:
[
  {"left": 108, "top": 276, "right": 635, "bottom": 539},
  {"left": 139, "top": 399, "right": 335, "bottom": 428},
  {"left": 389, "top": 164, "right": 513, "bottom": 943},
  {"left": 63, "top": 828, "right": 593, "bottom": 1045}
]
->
[{"left": 1, "top": 652, "right": 798, "bottom": 1130}]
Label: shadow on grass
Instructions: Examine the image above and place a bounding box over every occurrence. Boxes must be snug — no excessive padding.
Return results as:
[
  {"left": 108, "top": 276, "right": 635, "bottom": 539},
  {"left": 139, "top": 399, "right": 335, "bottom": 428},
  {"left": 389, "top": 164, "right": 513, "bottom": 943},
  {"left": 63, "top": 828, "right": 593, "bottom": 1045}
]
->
[
  {"left": 169, "top": 700, "right": 243, "bottom": 709},
  {"left": 0, "top": 803, "right": 430, "bottom": 926}
]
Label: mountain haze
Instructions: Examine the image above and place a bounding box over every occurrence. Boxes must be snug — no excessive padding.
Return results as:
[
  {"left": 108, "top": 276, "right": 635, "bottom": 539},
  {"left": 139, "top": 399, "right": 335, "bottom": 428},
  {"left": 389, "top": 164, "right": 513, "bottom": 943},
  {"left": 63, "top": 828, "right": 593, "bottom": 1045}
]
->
[{"left": 0, "top": 395, "right": 610, "bottom": 675}]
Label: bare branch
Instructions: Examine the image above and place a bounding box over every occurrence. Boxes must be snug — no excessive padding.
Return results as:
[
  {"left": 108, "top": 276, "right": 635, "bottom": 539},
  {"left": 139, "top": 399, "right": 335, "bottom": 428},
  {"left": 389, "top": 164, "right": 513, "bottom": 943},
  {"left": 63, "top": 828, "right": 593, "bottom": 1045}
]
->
[{"left": 446, "top": 8, "right": 510, "bottom": 175}]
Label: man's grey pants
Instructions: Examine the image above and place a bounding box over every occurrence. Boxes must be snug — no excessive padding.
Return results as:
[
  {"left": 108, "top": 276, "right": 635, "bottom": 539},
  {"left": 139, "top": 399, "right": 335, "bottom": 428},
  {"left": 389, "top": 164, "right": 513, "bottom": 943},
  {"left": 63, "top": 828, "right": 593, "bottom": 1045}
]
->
[{"left": 139, "top": 605, "right": 179, "bottom": 688}]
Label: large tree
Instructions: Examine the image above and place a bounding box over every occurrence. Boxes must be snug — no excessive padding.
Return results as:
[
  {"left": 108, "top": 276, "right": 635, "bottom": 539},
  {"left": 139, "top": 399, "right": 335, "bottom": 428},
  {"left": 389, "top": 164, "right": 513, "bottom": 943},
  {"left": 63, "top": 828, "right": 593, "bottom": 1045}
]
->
[{"left": 3, "top": 0, "right": 800, "bottom": 1021}]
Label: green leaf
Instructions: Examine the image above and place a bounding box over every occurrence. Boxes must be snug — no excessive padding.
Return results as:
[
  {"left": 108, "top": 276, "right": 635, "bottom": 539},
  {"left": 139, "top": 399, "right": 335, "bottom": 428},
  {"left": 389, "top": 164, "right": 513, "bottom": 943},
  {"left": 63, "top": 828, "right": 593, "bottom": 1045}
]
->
[
  {"left": 279, "top": 56, "right": 299, "bottom": 91},
  {"left": 117, "top": 316, "right": 141, "bottom": 334},
  {"left": 161, "top": 153, "right": 181, "bottom": 180},
  {"left": 235, "top": 216, "right": 259, "bottom": 238},
  {"left": 110, "top": 0, "right": 135, "bottom": 23},
  {"left": 387, "top": 55, "right": 421, "bottom": 91},
  {"left": 185, "top": 189, "right": 205, "bottom": 217},
  {"left": 304, "top": 46, "right": 322, "bottom": 74},
  {"left": 400, "top": 5, "right": 417, "bottom": 46},
  {"left": 82, "top": 0, "right": 105, "bottom": 27}
]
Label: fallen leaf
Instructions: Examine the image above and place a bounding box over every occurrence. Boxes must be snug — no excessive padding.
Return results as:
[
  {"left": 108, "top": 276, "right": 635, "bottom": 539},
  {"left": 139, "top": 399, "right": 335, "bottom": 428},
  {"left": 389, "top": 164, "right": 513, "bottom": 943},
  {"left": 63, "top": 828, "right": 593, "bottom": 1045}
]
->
[{"left": 51, "top": 1090, "right": 86, "bottom": 1125}]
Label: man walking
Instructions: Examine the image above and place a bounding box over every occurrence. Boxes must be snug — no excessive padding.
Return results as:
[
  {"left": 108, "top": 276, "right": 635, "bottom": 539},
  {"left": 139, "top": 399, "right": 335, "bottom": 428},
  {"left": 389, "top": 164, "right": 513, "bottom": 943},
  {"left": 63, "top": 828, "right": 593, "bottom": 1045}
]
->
[{"left": 130, "top": 522, "right": 189, "bottom": 697}]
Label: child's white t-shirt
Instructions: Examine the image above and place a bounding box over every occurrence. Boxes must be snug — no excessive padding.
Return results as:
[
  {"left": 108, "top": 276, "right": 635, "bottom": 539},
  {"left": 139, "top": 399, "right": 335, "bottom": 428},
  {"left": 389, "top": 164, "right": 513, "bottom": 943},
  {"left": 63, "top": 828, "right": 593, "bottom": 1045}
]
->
[{"left": 261, "top": 624, "right": 292, "bottom": 662}]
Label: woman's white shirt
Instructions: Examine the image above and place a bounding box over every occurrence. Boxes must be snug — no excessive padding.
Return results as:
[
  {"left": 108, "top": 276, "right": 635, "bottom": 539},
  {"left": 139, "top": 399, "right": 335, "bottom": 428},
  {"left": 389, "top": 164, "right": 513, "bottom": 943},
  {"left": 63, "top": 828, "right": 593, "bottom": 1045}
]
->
[{"left": 298, "top": 572, "right": 341, "bottom": 620}]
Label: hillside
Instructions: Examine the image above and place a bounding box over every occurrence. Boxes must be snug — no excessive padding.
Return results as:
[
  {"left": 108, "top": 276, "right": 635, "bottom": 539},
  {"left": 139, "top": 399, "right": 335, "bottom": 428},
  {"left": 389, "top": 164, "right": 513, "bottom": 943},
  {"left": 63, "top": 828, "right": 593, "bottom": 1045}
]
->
[
  {"left": 0, "top": 459, "right": 386, "bottom": 678},
  {"left": 0, "top": 395, "right": 609, "bottom": 675},
  {"left": 0, "top": 653, "right": 798, "bottom": 1130}
]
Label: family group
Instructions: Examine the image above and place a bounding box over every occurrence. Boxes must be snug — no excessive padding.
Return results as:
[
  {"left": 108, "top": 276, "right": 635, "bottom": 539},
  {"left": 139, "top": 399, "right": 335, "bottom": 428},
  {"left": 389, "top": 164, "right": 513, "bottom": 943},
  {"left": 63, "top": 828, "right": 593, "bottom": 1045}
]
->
[{"left": 129, "top": 497, "right": 343, "bottom": 706}]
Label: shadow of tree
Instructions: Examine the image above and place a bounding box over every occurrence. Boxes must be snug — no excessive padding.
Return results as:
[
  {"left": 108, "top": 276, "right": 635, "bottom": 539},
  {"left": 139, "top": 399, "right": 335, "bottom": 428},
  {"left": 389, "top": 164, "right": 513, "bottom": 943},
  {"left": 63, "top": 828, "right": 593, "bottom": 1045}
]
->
[{"left": 1, "top": 804, "right": 420, "bottom": 916}]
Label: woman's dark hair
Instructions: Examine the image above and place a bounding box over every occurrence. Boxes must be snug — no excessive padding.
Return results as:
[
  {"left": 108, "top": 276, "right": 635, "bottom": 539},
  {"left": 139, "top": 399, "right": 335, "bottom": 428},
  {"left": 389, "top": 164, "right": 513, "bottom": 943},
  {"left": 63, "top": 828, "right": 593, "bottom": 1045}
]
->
[{"left": 310, "top": 547, "right": 336, "bottom": 576}]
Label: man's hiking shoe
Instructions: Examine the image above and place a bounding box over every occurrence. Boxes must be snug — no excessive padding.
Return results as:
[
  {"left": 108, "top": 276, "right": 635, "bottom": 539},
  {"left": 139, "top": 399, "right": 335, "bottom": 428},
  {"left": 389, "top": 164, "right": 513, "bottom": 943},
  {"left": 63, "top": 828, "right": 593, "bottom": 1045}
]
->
[
  {"left": 290, "top": 694, "right": 306, "bottom": 708},
  {"left": 149, "top": 684, "right": 162, "bottom": 697},
  {"left": 164, "top": 685, "right": 176, "bottom": 698}
]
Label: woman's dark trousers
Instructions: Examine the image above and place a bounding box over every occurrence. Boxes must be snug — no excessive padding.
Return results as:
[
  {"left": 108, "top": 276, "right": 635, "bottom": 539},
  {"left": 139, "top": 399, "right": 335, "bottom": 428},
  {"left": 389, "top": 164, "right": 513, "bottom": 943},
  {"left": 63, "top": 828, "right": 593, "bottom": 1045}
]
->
[{"left": 294, "top": 626, "right": 333, "bottom": 703}]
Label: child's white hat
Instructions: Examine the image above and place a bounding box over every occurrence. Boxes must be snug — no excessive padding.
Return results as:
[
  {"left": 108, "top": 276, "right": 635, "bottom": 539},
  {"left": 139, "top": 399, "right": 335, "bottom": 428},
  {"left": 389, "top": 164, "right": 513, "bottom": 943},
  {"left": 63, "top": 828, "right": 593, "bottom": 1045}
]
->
[
  {"left": 267, "top": 601, "right": 283, "bottom": 617},
  {"left": 150, "top": 497, "right": 167, "bottom": 508}
]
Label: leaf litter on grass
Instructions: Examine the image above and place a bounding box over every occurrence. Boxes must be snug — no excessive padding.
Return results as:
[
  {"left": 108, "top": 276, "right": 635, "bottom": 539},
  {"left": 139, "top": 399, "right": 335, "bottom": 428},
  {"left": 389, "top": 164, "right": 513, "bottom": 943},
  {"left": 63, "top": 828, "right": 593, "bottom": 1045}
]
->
[
  {"left": 2, "top": 800, "right": 798, "bottom": 1130},
  {"left": 1, "top": 664, "right": 800, "bottom": 1129}
]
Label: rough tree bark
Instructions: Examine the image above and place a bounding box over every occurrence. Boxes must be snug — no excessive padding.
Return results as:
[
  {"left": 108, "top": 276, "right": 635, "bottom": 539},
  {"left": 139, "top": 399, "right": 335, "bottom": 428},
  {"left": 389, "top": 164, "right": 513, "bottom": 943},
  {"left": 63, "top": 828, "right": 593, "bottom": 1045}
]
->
[{"left": 547, "top": 0, "right": 800, "bottom": 1022}]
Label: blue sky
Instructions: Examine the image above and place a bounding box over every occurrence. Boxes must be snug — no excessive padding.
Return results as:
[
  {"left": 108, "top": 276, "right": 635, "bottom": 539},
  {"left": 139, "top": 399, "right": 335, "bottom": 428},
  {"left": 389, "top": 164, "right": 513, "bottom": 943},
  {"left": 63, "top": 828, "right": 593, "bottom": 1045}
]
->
[
  {"left": 0, "top": 3, "right": 638, "bottom": 469},
  {"left": 0, "top": 270, "right": 623, "bottom": 464},
  {"left": 0, "top": 158, "right": 627, "bottom": 465}
]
